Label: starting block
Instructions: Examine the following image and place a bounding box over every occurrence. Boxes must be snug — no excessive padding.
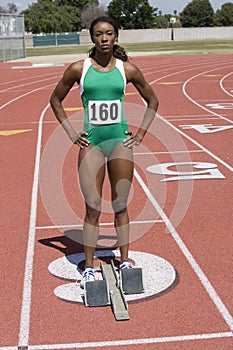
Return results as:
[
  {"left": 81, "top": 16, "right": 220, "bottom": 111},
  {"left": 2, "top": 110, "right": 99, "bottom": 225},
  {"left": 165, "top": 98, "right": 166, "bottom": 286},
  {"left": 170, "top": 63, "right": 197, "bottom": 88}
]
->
[
  {"left": 120, "top": 267, "right": 144, "bottom": 294},
  {"left": 84, "top": 280, "right": 110, "bottom": 307},
  {"left": 84, "top": 261, "right": 144, "bottom": 320}
]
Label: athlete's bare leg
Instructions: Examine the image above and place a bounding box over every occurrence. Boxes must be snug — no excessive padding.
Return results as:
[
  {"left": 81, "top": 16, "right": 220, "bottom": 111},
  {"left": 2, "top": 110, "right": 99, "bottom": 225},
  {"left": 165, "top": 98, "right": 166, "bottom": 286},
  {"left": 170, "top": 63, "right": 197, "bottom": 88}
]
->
[
  {"left": 78, "top": 145, "right": 105, "bottom": 267},
  {"left": 107, "top": 143, "right": 134, "bottom": 263}
]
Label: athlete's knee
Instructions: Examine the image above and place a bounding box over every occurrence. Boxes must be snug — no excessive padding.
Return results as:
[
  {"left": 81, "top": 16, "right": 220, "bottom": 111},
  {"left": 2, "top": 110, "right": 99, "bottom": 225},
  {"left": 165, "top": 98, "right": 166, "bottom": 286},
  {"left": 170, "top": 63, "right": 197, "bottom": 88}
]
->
[
  {"left": 85, "top": 201, "right": 101, "bottom": 220},
  {"left": 112, "top": 200, "right": 128, "bottom": 214}
]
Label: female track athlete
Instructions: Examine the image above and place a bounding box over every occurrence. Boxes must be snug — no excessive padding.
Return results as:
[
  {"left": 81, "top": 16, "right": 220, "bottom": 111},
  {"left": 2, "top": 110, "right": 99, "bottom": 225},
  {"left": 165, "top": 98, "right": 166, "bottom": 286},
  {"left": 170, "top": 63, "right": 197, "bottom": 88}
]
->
[{"left": 50, "top": 17, "right": 159, "bottom": 286}]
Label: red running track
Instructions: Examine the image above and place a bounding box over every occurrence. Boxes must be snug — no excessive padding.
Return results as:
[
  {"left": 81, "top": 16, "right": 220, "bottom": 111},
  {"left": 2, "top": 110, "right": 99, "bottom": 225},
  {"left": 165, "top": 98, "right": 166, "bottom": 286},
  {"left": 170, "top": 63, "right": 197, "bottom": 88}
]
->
[{"left": 0, "top": 54, "right": 232, "bottom": 349}]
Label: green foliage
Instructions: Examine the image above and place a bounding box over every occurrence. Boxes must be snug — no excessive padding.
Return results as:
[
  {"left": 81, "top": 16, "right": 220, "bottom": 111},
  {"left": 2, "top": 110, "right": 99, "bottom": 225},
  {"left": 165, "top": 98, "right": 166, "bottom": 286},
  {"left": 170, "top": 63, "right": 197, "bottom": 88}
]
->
[
  {"left": 19, "top": 0, "right": 233, "bottom": 34},
  {"left": 214, "top": 3, "right": 233, "bottom": 26},
  {"left": 21, "top": 0, "right": 94, "bottom": 33},
  {"left": 153, "top": 15, "right": 168, "bottom": 28},
  {"left": 179, "top": 0, "right": 214, "bottom": 27},
  {"left": 107, "top": 0, "right": 157, "bottom": 29}
]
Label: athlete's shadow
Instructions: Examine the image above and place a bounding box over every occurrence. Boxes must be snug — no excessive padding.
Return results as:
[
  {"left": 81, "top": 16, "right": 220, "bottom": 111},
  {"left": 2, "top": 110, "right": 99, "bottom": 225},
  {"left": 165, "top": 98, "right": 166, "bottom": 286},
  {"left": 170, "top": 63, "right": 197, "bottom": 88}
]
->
[
  {"left": 38, "top": 230, "right": 84, "bottom": 255},
  {"left": 38, "top": 229, "right": 118, "bottom": 256}
]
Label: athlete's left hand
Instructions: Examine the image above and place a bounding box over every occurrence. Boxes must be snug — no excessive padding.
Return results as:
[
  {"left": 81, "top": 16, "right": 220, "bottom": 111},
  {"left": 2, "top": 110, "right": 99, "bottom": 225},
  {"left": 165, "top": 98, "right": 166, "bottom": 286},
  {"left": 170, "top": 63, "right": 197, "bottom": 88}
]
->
[{"left": 123, "top": 131, "right": 141, "bottom": 148}]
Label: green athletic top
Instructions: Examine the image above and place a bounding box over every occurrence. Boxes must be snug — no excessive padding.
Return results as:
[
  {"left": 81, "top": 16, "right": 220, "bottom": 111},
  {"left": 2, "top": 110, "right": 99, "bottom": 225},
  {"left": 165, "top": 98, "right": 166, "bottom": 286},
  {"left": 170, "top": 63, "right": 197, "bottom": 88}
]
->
[{"left": 79, "top": 58, "right": 129, "bottom": 157}]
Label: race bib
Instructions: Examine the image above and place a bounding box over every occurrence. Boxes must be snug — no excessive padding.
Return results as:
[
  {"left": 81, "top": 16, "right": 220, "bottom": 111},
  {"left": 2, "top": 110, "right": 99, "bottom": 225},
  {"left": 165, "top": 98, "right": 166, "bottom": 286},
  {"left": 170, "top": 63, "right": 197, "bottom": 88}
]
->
[{"left": 88, "top": 100, "right": 121, "bottom": 125}]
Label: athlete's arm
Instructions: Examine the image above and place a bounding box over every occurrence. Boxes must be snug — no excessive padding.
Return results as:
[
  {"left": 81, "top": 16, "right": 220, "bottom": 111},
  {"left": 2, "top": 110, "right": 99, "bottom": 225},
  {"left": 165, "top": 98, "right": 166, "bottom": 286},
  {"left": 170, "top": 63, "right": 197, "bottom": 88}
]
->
[
  {"left": 123, "top": 62, "right": 159, "bottom": 147},
  {"left": 50, "top": 61, "right": 89, "bottom": 147}
]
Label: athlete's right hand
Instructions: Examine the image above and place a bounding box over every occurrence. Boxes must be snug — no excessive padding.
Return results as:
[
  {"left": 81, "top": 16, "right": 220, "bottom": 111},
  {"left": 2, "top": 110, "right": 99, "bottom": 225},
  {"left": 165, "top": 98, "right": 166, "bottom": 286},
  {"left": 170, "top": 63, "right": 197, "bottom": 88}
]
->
[{"left": 71, "top": 132, "right": 90, "bottom": 148}]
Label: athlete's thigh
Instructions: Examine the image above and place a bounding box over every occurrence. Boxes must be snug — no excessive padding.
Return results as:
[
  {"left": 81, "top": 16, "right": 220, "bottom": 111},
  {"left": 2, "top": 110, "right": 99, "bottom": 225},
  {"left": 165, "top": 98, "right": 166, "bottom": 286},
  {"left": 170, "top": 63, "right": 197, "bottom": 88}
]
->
[
  {"left": 78, "top": 145, "right": 106, "bottom": 202},
  {"left": 107, "top": 143, "right": 134, "bottom": 201}
]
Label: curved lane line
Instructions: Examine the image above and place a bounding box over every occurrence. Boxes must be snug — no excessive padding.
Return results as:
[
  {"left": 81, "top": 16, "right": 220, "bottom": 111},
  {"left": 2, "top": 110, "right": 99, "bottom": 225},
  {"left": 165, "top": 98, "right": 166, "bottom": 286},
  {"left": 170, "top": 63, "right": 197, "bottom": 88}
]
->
[
  {"left": 220, "top": 71, "right": 233, "bottom": 98},
  {"left": 182, "top": 66, "right": 233, "bottom": 124}
]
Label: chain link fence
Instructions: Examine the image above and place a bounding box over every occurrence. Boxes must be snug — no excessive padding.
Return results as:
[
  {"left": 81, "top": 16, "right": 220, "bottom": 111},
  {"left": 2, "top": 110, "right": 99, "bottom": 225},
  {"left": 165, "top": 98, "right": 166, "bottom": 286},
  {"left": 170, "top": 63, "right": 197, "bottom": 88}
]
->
[{"left": 0, "top": 13, "right": 26, "bottom": 62}]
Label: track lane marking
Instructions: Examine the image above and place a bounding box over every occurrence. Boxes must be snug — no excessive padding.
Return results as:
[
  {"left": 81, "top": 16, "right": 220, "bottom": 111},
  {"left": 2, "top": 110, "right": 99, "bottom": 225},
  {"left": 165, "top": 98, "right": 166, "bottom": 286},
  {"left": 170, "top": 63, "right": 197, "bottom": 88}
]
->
[
  {"left": 36, "top": 219, "right": 163, "bottom": 230},
  {"left": 156, "top": 114, "right": 233, "bottom": 172},
  {"left": 0, "top": 129, "right": 33, "bottom": 136},
  {"left": 220, "top": 72, "right": 233, "bottom": 98},
  {"left": 0, "top": 84, "right": 55, "bottom": 110},
  {"left": 0, "top": 75, "right": 60, "bottom": 93},
  {"left": 18, "top": 331, "right": 233, "bottom": 349},
  {"left": 182, "top": 66, "right": 233, "bottom": 124},
  {"left": 134, "top": 169, "right": 233, "bottom": 331},
  {"left": 1, "top": 333, "right": 232, "bottom": 349},
  {"left": 18, "top": 103, "right": 50, "bottom": 347}
]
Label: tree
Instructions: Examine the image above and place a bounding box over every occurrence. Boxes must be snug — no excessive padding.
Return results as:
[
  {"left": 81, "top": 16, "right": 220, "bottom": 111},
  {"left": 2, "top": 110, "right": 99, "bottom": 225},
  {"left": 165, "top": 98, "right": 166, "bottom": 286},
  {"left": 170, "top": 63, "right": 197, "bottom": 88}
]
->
[
  {"left": 214, "top": 2, "right": 233, "bottom": 26},
  {"left": 81, "top": 4, "right": 107, "bottom": 29},
  {"left": 0, "top": 3, "right": 18, "bottom": 13},
  {"left": 107, "top": 0, "right": 157, "bottom": 29},
  {"left": 153, "top": 15, "right": 168, "bottom": 28},
  {"left": 21, "top": 0, "right": 94, "bottom": 33},
  {"left": 179, "top": 0, "right": 214, "bottom": 27}
]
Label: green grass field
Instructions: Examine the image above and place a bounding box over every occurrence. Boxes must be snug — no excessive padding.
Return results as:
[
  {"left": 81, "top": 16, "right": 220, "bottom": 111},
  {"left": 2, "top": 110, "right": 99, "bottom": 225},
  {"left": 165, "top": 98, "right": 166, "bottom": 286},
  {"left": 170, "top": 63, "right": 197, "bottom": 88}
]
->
[{"left": 26, "top": 39, "right": 233, "bottom": 57}]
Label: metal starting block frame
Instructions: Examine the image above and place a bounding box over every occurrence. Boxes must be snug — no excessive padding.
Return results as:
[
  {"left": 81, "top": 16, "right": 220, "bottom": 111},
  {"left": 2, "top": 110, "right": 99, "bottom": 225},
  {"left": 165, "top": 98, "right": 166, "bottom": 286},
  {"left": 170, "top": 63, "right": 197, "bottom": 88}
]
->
[{"left": 84, "top": 261, "right": 144, "bottom": 321}]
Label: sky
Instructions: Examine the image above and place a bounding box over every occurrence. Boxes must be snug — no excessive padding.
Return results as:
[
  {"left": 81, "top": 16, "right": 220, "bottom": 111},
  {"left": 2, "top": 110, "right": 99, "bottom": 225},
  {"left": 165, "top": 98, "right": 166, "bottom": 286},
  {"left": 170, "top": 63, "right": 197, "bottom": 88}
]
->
[{"left": 0, "top": 0, "right": 228, "bottom": 14}]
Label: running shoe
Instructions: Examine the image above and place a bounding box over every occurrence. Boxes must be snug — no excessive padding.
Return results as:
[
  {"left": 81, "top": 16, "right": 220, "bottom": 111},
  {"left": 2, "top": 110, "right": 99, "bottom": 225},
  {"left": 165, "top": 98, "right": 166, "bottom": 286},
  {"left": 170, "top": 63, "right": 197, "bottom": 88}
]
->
[
  {"left": 119, "top": 260, "right": 133, "bottom": 270},
  {"left": 80, "top": 267, "right": 95, "bottom": 289}
]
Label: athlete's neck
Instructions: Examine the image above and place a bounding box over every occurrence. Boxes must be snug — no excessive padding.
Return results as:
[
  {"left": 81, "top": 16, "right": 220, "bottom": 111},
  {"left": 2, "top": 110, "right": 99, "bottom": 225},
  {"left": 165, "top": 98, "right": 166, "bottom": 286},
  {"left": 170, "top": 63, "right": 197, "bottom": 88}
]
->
[{"left": 92, "top": 53, "right": 116, "bottom": 71}]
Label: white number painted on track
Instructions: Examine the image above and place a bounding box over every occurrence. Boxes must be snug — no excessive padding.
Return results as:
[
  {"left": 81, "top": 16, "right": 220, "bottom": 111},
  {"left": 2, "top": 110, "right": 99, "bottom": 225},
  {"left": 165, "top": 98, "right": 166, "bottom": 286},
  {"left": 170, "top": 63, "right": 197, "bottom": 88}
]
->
[
  {"left": 180, "top": 124, "right": 233, "bottom": 134},
  {"left": 88, "top": 100, "right": 121, "bottom": 125},
  {"left": 146, "top": 162, "right": 225, "bottom": 182},
  {"left": 206, "top": 103, "right": 233, "bottom": 110}
]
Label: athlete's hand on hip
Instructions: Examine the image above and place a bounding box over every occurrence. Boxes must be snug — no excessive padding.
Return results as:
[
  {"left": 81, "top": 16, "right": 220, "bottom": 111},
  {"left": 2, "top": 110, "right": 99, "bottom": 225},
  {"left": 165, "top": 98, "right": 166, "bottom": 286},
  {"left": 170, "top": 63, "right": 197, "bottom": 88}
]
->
[
  {"left": 123, "top": 131, "right": 141, "bottom": 148},
  {"left": 71, "top": 132, "right": 90, "bottom": 148}
]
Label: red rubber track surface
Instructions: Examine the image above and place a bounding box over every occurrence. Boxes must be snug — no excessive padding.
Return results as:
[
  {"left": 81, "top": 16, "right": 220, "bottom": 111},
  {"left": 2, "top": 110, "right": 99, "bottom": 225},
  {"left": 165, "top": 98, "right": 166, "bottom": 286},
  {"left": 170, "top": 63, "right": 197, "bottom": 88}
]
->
[{"left": 0, "top": 54, "right": 232, "bottom": 349}]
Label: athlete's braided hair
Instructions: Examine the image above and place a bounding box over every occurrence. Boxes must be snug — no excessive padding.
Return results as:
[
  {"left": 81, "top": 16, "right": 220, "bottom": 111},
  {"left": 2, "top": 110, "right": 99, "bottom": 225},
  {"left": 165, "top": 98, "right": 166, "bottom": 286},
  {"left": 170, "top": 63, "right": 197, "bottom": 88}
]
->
[{"left": 88, "top": 17, "right": 128, "bottom": 62}]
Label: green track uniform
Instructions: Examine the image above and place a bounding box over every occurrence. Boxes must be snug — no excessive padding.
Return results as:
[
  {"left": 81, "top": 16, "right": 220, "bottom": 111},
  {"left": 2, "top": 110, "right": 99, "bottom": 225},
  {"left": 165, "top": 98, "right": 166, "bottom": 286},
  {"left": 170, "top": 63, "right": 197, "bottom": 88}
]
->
[{"left": 79, "top": 58, "right": 129, "bottom": 157}]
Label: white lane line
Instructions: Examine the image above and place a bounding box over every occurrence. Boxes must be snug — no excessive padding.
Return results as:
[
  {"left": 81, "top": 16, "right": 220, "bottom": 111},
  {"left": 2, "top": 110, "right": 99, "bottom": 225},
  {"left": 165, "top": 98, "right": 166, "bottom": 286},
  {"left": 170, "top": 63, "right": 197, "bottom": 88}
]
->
[
  {"left": 0, "top": 75, "right": 59, "bottom": 94},
  {"left": 157, "top": 114, "right": 233, "bottom": 172},
  {"left": 26, "top": 332, "right": 232, "bottom": 349},
  {"left": 0, "top": 84, "right": 55, "bottom": 110},
  {"left": 36, "top": 219, "right": 163, "bottom": 230},
  {"left": 149, "top": 61, "right": 230, "bottom": 86},
  {"left": 167, "top": 117, "right": 221, "bottom": 121},
  {"left": 0, "top": 71, "right": 59, "bottom": 88},
  {"left": 182, "top": 66, "right": 233, "bottom": 124},
  {"left": 134, "top": 168, "right": 233, "bottom": 331},
  {"left": 18, "top": 104, "right": 50, "bottom": 347},
  {"left": 220, "top": 72, "right": 233, "bottom": 98},
  {"left": 134, "top": 150, "right": 204, "bottom": 155}
]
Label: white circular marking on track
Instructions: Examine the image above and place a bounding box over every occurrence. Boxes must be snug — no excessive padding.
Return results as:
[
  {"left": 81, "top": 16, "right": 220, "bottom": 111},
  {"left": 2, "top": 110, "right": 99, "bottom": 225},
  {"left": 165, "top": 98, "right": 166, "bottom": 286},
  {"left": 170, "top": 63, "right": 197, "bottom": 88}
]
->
[{"left": 48, "top": 250, "right": 176, "bottom": 303}]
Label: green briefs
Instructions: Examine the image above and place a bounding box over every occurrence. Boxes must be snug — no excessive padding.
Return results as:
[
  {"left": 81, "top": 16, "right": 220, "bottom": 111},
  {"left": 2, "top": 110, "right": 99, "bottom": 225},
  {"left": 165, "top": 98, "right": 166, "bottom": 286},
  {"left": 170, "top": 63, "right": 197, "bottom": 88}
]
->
[{"left": 86, "top": 123, "right": 128, "bottom": 157}]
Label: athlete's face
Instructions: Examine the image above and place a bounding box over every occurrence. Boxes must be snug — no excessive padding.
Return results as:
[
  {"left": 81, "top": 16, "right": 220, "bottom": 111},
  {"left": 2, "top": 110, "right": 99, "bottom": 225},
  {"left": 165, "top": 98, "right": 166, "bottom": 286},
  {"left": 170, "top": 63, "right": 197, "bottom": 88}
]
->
[{"left": 92, "top": 21, "right": 117, "bottom": 53}]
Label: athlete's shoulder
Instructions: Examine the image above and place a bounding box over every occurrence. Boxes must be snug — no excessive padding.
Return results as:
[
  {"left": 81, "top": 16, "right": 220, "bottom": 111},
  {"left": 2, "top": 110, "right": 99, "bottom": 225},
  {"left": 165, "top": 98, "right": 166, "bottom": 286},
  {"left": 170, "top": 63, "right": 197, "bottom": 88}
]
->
[
  {"left": 67, "top": 59, "right": 84, "bottom": 75},
  {"left": 123, "top": 61, "right": 143, "bottom": 83},
  {"left": 63, "top": 59, "right": 85, "bottom": 83}
]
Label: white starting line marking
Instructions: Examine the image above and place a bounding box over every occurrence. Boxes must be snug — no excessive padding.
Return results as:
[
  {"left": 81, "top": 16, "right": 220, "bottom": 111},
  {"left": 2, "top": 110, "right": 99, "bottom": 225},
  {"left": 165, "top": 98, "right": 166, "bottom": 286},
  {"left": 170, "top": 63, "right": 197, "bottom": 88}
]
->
[
  {"left": 36, "top": 219, "right": 163, "bottom": 230},
  {"left": 0, "top": 332, "right": 232, "bottom": 350},
  {"left": 4, "top": 331, "right": 230, "bottom": 350}
]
